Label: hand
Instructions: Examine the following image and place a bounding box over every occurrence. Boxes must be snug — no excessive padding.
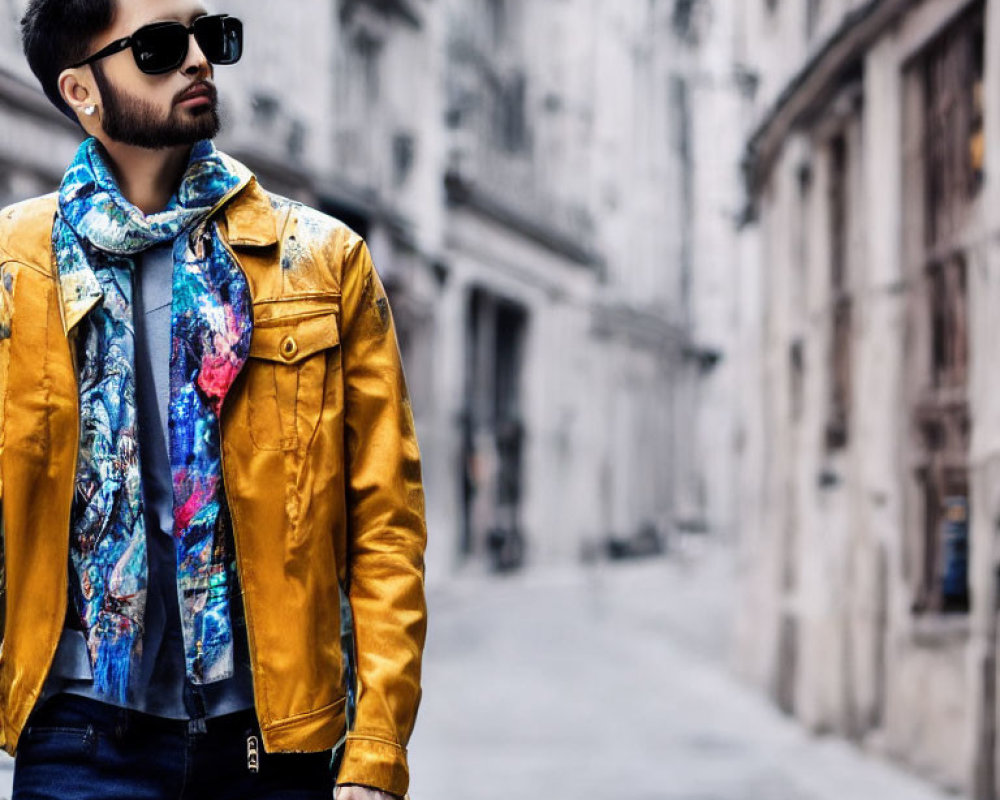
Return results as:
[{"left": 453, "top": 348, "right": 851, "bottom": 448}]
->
[{"left": 334, "top": 784, "right": 404, "bottom": 800}]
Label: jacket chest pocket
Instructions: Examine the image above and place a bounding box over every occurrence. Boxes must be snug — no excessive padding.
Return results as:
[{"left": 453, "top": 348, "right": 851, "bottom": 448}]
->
[{"left": 246, "top": 296, "right": 341, "bottom": 452}]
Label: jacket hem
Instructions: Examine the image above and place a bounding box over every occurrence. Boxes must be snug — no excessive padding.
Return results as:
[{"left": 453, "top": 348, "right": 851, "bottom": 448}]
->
[{"left": 259, "top": 696, "right": 347, "bottom": 753}]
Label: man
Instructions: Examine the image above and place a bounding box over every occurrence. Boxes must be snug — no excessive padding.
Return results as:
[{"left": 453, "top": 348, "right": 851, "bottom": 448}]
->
[{"left": 0, "top": 1, "right": 427, "bottom": 798}]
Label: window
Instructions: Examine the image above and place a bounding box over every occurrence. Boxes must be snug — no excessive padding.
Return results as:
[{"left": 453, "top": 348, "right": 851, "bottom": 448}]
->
[
  {"left": 672, "top": 0, "right": 711, "bottom": 45},
  {"left": 806, "top": 0, "right": 822, "bottom": 39},
  {"left": 485, "top": 0, "right": 507, "bottom": 48},
  {"left": 353, "top": 32, "right": 382, "bottom": 102},
  {"left": 825, "top": 133, "right": 851, "bottom": 451},
  {"left": 903, "top": 3, "right": 982, "bottom": 615},
  {"left": 790, "top": 340, "right": 805, "bottom": 423},
  {"left": 922, "top": 6, "right": 984, "bottom": 243},
  {"left": 497, "top": 73, "right": 527, "bottom": 153},
  {"left": 929, "top": 255, "right": 968, "bottom": 391}
]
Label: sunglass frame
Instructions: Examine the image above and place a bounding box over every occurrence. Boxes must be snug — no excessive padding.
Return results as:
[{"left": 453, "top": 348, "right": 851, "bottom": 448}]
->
[{"left": 68, "top": 14, "right": 243, "bottom": 75}]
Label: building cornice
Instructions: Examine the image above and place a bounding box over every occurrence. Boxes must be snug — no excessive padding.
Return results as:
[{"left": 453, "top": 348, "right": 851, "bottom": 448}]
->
[
  {"left": 743, "top": 0, "right": 910, "bottom": 198},
  {"left": 590, "top": 300, "right": 687, "bottom": 355},
  {"left": 444, "top": 168, "right": 601, "bottom": 269}
]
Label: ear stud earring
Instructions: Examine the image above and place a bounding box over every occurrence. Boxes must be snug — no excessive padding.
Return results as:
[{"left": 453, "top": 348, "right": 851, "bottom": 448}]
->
[{"left": 83, "top": 105, "right": 97, "bottom": 116}]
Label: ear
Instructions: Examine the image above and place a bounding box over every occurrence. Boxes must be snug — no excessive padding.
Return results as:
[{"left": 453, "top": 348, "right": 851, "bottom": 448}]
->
[{"left": 57, "top": 67, "right": 101, "bottom": 119}]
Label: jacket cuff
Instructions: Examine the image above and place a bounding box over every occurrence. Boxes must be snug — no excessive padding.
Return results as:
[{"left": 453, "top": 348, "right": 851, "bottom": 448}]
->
[{"left": 337, "top": 733, "right": 410, "bottom": 797}]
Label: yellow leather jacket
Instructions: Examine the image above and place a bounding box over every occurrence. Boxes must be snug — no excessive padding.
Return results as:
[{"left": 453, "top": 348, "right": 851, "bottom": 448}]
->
[{"left": 0, "top": 174, "right": 427, "bottom": 798}]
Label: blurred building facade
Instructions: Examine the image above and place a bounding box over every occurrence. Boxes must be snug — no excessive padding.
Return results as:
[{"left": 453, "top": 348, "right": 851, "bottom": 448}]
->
[
  {"left": 0, "top": 1, "right": 747, "bottom": 578},
  {"left": 733, "top": 0, "right": 1000, "bottom": 796}
]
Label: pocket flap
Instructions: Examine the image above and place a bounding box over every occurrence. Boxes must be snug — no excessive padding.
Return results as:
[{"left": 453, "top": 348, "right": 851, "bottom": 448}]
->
[{"left": 250, "top": 305, "right": 341, "bottom": 364}]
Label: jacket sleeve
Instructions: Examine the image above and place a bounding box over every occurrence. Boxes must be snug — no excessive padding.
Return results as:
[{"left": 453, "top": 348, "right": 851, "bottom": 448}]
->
[
  {"left": 0, "top": 260, "right": 8, "bottom": 647},
  {"left": 336, "top": 235, "right": 427, "bottom": 797}
]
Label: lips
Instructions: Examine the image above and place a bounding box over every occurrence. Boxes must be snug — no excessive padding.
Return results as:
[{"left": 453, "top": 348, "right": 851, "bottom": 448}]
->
[{"left": 176, "top": 82, "right": 216, "bottom": 106}]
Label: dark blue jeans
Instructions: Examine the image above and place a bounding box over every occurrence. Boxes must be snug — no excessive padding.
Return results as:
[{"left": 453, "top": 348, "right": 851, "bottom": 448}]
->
[{"left": 12, "top": 694, "right": 339, "bottom": 800}]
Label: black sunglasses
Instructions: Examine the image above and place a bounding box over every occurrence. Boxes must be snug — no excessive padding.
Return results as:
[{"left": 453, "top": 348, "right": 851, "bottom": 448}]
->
[{"left": 69, "top": 14, "right": 243, "bottom": 75}]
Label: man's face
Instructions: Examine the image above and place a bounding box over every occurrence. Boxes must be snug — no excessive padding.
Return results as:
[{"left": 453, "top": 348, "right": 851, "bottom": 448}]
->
[{"left": 87, "top": 0, "right": 221, "bottom": 148}]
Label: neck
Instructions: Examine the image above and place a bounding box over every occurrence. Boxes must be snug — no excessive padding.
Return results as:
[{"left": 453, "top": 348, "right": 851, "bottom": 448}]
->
[{"left": 98, "top": 140, "right": 193, "bottom": 215}]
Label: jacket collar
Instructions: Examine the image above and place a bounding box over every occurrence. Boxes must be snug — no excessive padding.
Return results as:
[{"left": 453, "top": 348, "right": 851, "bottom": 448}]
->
[{"left": 221, "top": 176, "right": 278, "bottom": 248}]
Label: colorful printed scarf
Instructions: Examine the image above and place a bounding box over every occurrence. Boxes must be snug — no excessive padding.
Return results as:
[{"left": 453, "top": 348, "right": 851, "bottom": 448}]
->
[{"left": 54, "top": 137, "right": 253, "bottom": 702}]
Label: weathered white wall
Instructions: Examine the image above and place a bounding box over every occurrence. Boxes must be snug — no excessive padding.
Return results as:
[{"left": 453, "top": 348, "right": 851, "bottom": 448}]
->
[{"left": 736, "top": 0, "right": 992, "bottom": 794}]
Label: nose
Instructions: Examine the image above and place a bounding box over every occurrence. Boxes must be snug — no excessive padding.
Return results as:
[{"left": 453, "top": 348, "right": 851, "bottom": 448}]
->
[{"left": 182, "top": 31, "right": 211, "bottom": 76}]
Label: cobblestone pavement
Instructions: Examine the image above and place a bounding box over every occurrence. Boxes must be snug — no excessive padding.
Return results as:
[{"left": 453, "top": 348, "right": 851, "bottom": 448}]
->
[
  {"left": 0, "top": 542, "right": 967, "bottom": 800},
  {"left": 406, "top": 542, "right": 967, "bottom": 800}
]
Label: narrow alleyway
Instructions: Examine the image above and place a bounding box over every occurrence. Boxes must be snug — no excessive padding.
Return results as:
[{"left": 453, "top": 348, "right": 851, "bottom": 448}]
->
[{"left": 406, "top": 543, "right": 966, "bottom": 800}]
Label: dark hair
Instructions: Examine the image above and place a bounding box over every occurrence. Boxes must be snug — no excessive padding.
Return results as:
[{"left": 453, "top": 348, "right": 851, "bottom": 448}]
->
[{"left": 21, "top": 0, "right": 115, "bottom": 121}]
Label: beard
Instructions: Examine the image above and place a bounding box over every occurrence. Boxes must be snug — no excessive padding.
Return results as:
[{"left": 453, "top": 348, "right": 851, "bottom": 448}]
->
[{"left": 91, "top": 63, "right": 221, "bottom": 149}]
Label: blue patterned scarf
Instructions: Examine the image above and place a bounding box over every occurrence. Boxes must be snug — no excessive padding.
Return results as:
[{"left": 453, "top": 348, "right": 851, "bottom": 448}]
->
[{"left": 54, "top": 137, "right": 253, "bottom": 702}]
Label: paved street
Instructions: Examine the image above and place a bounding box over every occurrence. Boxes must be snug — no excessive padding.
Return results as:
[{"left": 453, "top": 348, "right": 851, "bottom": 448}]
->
[
  {"left": 0, "top": 541, "right": 966, "bottom": 800},
  {"left": 407, "top": 542, "right": 966, "bottom": 800}
]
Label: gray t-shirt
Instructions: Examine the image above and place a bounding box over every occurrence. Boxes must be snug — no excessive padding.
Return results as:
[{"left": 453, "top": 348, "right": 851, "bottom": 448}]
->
[{"left": 43, "top": 241, "right": 255, "bottom": 719}]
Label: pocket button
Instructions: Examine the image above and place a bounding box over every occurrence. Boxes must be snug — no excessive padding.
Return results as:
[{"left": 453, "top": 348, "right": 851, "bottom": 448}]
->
[{"left": 280, "top": 335, "right": 298, "bottom": 361}]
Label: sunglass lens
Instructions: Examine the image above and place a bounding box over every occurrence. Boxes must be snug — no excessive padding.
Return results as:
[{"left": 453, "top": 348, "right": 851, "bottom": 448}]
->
[
  {"left": 132, "top": 23, "right": 188, "bottom": 74},
  {"left": 195, "top": 16, "right": 243, "bottom": 65}
]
